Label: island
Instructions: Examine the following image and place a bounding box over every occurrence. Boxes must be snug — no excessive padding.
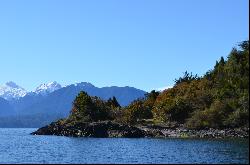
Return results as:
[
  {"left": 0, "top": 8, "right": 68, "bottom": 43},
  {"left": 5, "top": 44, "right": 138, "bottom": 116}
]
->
[{"left": 32, "top": 41, "right": 249, "bottom": 139}]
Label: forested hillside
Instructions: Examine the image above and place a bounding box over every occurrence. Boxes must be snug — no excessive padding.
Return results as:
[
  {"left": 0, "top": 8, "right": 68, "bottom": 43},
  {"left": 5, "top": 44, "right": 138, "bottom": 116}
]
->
[{"left": 54, "top": 41, "right": 249, "bottom": 130}]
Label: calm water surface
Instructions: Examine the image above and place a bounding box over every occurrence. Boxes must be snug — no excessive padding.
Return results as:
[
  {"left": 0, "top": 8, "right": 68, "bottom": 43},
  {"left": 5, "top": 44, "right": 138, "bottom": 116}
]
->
[{"left": 0, "top": 128, "right": 248, "bottom": 164}]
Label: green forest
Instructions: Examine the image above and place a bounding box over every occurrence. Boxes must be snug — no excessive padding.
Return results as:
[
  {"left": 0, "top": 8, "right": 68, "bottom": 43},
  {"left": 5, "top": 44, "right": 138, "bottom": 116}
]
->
[{"left": 60, "top": 40, "right": 249, "bottom": 129}]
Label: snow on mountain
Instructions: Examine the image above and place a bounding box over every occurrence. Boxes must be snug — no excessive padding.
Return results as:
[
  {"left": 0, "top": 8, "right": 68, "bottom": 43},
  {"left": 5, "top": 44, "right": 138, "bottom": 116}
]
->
[
  {"left": 0, "top": 81, "right": 28, "bottom": 100},
  {"left": 155, "top": 85, "right": 173, "bottom": 92},
  {"left": 35, "top": 81, "right": 62, "bottom": 95}
]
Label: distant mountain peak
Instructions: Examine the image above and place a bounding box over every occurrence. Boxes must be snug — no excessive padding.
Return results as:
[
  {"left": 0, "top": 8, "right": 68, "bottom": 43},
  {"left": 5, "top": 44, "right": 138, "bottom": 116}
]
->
[
  {"left": 35, "top": 81, "right": 62, "bottom": 95},
  {"left": 5, "top": 81, "right": 21, "bottom": 88},
  {"left": 0, "top": 81, "right": 27, "bottom": 100},
  {"left": 74, "top": 82, "right": 95, "bottom": 87},
  {"left": 155, "top": 86, "right": 173, "bottom": 92}
]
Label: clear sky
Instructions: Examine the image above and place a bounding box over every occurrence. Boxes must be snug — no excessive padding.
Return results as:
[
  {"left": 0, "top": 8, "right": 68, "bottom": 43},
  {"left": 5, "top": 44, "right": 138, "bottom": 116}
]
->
[{"left": 0, "top": 0, "right": 249, "bottom": 92}]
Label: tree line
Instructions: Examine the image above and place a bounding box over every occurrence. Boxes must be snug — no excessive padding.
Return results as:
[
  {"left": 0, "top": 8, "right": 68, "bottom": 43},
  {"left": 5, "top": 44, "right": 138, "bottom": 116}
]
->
[{"left": 61, "top": 40, "right": 249, "bottom": 129}]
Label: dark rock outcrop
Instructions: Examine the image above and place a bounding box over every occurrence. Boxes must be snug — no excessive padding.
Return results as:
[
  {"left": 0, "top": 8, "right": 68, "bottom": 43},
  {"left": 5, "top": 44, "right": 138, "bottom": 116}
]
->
[
  {"left": 31, "top": 121, "right": 151, "bottom": 138},
  {"left": 32, "top": 121, "right": 249, "bottom": 138}
]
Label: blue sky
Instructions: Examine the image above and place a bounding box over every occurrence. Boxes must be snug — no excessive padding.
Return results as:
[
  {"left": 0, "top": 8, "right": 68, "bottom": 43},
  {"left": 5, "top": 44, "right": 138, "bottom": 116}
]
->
[{"left": 0, "top": 0, "right": 249, "bottom": 92}]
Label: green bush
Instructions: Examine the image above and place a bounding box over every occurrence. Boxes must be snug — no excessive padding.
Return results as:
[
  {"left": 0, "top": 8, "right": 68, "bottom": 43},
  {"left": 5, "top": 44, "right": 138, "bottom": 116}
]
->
[
  {"left": 186, "top": 100, "right": 234, "bottom": 129},
  {"left": 68, "top": 91, "right": 113, "bottom": 122}
]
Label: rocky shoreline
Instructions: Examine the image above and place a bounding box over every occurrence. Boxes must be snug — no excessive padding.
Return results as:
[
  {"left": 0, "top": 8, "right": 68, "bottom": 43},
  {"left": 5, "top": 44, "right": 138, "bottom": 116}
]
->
[{"left": 31, "top": 121, "right": 249, "bottom": 139}]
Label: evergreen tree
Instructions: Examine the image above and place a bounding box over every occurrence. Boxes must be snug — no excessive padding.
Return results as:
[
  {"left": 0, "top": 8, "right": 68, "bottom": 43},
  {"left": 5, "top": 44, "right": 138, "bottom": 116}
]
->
[{"left": 107, "top": 96, "right": 121, "bottom": 109}]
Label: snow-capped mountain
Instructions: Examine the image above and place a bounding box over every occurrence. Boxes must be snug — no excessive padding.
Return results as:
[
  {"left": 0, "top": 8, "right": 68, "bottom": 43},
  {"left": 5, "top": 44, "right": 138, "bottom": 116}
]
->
[
  {"left": 35, "top": 81, "right": 62, "bottom": 95},
  {"left": 0, "top": 81, "right": 28, "bottom": 100},
  {"left": 155, "top": 85, "right": 173, "bottom": 92},
  {"left": 0, "top": 81, "right": 147, "bottom": 127},
  {"left": 0, "top": 81, "right": 62, "bottom": 100}
]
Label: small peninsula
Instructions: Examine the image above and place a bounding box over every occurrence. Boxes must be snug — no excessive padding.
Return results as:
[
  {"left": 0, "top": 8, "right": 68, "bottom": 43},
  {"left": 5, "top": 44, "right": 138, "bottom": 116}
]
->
[{"left": 32, "top": 41, "right": 249, "bottom": 138}]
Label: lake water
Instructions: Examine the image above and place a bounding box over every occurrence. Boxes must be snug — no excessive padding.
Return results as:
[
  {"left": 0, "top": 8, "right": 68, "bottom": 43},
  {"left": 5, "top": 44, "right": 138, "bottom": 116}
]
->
[{"left": 0, "top": 128, "right": 249, "bottom": 164}]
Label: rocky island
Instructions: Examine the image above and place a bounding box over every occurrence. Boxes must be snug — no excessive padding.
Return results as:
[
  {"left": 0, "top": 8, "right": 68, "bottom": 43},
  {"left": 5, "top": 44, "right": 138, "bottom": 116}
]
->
[{"left": 32, "top": 41, "right": 249, "bottom": 139}]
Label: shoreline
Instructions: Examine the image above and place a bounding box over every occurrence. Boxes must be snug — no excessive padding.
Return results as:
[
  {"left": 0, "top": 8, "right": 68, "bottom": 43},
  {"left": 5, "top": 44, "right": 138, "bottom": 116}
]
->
[{"left": 31, "top": 121, "right": 249, "bottom": 139}]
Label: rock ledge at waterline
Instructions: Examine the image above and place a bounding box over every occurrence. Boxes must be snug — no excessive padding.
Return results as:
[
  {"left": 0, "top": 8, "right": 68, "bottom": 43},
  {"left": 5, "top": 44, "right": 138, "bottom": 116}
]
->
[{"left": 31, "top": 121, "right": 249, "bottom": 138}]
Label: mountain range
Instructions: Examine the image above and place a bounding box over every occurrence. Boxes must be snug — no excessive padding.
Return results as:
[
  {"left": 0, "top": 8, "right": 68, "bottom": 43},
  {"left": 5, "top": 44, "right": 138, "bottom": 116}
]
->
[{"left": 0, "top": 81, "right": 146, "bottom": 127}]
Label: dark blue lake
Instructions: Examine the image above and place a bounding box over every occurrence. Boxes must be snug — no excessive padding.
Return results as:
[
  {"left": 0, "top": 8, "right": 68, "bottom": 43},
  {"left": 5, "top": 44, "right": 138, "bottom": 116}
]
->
[{"left": 0, "top": 128, "right": 248, "bottom": 164}]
